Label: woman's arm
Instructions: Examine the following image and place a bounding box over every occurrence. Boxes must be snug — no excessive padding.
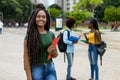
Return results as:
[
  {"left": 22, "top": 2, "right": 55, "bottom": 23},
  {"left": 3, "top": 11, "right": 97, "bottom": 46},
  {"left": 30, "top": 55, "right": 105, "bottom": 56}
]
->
[
  {"left": 24, "top": 40, "right": 32, "bottom": 80},
  {"left": 83, "top": 33, "right": 88, "bottom": 41}
]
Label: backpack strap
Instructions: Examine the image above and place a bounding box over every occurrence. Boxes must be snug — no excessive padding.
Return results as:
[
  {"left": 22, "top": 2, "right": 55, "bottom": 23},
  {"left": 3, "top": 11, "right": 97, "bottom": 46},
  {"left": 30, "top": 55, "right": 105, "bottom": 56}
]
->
[
  {"left": 63, "top": 29, "right": 70, "bottom": 39},
  {"left": 94, "top": 31, "right": 103, "bottom": 66},
  {"left": 100, "top": 55, "right": 102, "bottom": 66}
]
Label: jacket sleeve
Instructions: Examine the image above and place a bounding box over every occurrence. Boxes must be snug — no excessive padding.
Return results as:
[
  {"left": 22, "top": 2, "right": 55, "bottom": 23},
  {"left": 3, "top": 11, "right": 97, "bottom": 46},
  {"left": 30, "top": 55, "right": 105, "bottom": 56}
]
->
[{"left": 63, "top": 30, "right": 73, "bottom": 45}]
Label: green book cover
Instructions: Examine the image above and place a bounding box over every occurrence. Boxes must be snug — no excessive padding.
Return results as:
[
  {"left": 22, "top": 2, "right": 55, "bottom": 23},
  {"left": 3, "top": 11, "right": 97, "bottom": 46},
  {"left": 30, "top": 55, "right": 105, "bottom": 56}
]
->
[{"left": 80, "top": 40, "right": 87, "bottom": 43}]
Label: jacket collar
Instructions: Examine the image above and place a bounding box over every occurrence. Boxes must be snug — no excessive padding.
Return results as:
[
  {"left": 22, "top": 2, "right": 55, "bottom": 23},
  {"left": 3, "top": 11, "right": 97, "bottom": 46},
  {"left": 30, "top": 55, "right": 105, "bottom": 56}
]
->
[{"left": 66, "top": 28, "right": 72, "bottom": 32}]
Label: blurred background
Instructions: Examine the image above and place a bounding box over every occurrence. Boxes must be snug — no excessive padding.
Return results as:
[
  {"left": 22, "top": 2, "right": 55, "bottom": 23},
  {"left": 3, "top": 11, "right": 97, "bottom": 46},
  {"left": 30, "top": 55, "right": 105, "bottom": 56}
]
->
[{"left": 0, "top": 0, "right": 120, "bottom": 31}]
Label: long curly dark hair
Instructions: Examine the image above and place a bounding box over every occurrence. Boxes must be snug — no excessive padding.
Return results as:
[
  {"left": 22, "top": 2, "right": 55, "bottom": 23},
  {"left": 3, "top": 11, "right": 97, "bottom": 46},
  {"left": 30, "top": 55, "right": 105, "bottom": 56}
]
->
[{"left": 26, "top": 6, "right": 50, "bottom": 63}]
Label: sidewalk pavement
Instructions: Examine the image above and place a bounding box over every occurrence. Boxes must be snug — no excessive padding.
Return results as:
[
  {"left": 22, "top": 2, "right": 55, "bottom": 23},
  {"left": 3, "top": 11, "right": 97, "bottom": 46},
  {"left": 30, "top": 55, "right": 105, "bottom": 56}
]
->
[{"left": 0, "top": 28, "right": 120, "bottom": 80}]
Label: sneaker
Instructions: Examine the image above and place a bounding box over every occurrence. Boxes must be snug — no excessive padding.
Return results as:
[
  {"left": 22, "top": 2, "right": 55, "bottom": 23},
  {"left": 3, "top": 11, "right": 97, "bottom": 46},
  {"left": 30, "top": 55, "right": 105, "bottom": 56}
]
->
[{"left": 70, "top": 77, "right": 76, "bottom": 80}]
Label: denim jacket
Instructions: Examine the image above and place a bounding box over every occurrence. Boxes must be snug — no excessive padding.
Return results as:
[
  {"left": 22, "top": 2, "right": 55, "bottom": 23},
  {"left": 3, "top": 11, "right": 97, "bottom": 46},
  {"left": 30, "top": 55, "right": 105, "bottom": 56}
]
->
[{"left": 63, "top": 28, "right": 75, "bottom": 53}]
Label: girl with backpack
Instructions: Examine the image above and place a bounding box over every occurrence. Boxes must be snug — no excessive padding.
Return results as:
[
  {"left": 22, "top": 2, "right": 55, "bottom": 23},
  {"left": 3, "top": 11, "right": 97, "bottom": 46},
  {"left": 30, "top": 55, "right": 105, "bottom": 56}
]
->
[{"left": 83, "top": 19, "right": 101, "bottom": 80}]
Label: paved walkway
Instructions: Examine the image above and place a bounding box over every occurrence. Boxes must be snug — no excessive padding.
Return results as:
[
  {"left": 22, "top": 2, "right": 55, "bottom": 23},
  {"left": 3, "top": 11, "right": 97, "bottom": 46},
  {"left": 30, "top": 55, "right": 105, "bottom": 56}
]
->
[{"left": 0, "top": 27, "right": 120, "bottom": 80}]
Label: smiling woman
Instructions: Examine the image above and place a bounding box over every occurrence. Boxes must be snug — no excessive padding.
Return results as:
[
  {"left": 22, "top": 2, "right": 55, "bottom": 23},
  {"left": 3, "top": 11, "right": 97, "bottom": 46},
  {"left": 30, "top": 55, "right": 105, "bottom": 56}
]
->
[
  {"left": 36, "top": 10, "right": 47, "bottom": 28},
  {"left": 23, "top": 3, "right": 58, "bottom": 80}
]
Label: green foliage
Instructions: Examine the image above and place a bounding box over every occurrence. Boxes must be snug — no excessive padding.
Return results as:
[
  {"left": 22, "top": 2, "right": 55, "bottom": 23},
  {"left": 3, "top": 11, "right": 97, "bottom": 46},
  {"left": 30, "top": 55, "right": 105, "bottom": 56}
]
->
[
  {"left": 70, "top": 11, "right": 84, "bottom": 24},
  {"left": 104, "top": 6, "right": 120, "bottom": 22},
  {"left": 63, "top": 12, "right": 70, "bottom": 18},
  {"left": 49, "top": 4, "right": 61, "bottom": 10},
  {"left": 69, "top": 11, "right": 92, "bottom": 26},
  {"left": 83, "top": 10, "right": 93, "bottom": 19},
  {"left": 16, "top": 0, "right": 31, "bottom": 22},
  {"left": 116, "top": 8, "right": 120, "bottom": 21},
  {"left": 72, "top": 0, "right": 103, "bottom": 24},
  {"left": 0, "top": 0, "right": 31, "bottom": 22},
  {"left": 95, "top": 0, "right": 120, "bottom": 20},
  {"left": 89, "top": 0, "right": 103, "bottom": 7},
  {"left": 104, "top": 0, "right": 120, "bottom": 7},
  {"left": 73, "top": 0, "right": 89, "bottom": 11},
  {"left": 49, "top": 8, "right": 61, "bottom": 20},
  {"left": 73, "top": 0, "right": 103, "bottom": 12}
]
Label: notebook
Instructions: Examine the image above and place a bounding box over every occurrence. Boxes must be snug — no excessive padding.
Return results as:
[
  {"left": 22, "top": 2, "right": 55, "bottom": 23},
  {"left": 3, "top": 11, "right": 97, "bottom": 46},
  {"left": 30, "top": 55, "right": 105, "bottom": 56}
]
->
[
  {"left": 69, "top": 36, "right": 80, "bottom": 42},
  {"left": 80, "top": 40, "right": 87, "bottom": 43}
]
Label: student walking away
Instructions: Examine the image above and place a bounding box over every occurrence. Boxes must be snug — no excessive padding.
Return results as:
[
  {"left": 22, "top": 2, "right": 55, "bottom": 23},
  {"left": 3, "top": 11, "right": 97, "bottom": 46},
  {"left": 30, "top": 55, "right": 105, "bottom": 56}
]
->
[
  {"left": 63, "top": 18, "right": 80, "bottom": 80},
  {"left": 23, "top": 3, "right": 58, "bottom": 80},
  {"left": 0, "top": 20, "right": 3, "bottom": 34},
  {"left": 111, "top": 22, "right": 118, "bottom": 31},
  {"left": 83, "top": 19, "right": 101, "bottom": 80}
]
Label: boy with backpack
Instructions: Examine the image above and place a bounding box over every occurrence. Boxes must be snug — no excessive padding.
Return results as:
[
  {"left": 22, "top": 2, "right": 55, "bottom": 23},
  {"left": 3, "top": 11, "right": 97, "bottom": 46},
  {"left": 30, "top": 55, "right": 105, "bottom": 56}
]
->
[{"left": 62, "top": 18, "right": 80, "bottom": 80}]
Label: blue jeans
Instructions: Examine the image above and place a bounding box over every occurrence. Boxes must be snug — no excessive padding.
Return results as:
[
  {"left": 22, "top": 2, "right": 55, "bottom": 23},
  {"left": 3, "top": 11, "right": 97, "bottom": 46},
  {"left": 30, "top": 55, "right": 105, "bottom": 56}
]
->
[
  {"left": 31, "top": 62, "right": 57, "bottom": 80},
  {"left": 66, "top": 53, "right": 74, "bottom": 80},
  {"left": 88, "top": 45, "right": 99, "bottom": 80}
]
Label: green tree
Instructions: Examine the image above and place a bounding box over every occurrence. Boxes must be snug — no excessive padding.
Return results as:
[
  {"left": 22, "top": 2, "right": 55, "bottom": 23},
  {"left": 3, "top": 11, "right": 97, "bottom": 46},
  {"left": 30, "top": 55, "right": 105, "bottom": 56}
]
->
[
  {"left": 49, "top": 4, "right": 61, "bottom": 10},
  {"left": 0, "top": 0, "right": 31, "bottom": 23},
  {"left": 49, "top": 8, "right": 61, "bottom": 21},
  {"left": 63, "top": 12, "right": 70, "bottom": 19},
  {"left": 73, "top": 0, "right": 103, "bottom": 13},
  {"left": 1, "top": 0, "right": 22, "bottom": 19},
  {"left": 72, "top": 0, "right": 103, "bottom": 25},
  {"left": 116, "top": 7, "right": 120, "bottom": 21},
  {"left": 73, "top": 0, "right": 89, "bottom": 11},
  {"left": 89, "top": 0, "right": 103, "bottom": 13},
  {"left": 69, "top": 10, "right": 92, "bottom": 26},
  {"left": 95, "top": 0, "right": 120, "bottom": 21},
  {"left": 16, "top": 0, "right": 31, "bottom": 22},
  {"left": 104, "top": 6, "right": 120, "bottom": 22}
]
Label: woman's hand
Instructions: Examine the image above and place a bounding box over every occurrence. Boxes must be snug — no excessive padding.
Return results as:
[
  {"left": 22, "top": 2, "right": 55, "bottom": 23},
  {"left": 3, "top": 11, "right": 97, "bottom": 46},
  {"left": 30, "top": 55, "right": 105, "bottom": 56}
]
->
[
  {"left": 47, "top": 45, "right": 58, "bottom": 58},
  {"left": 83, "top": 32, "right": 87, "bottom": 36}
]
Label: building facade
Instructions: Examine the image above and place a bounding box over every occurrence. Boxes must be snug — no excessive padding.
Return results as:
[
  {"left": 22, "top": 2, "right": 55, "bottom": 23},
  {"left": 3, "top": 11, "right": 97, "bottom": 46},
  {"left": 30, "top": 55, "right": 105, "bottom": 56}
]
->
[
  {"left": 33, "top": 0, "right": 57, "bottom": 8},
  {"left": 57, "top": 0, "right": 80, "bottom": 12},
  {"left": 31, "top": 0, "right": 80, "bottom": 12}
]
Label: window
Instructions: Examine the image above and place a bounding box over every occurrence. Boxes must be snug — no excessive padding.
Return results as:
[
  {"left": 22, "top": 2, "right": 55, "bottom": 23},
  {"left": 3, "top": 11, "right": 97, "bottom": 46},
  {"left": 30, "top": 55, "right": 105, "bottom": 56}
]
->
[
  {"left": 73, "top": 0, "right": 76, "bottom": 4},
  {"left": 66, "top": 7, "right": 70, "bottom": 10},
  {"left": 66, "top": 3, "right": 70, "bottom": 6}
]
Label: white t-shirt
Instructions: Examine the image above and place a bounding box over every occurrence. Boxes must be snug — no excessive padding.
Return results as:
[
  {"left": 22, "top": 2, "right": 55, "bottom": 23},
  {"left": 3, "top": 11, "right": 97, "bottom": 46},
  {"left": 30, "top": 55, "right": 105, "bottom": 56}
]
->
[{"left": 0, "top": 21, "right": 3, "bottom": 28}]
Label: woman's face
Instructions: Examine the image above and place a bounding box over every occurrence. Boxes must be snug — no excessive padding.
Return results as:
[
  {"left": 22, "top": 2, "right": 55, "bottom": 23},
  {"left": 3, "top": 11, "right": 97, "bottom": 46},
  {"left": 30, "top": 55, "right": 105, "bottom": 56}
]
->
[
  {"left": 88, "top": 21, "right": 93, "bottom": 29},
  {"left": 36, "top": 10, "right": 47, "bottom": 27}
]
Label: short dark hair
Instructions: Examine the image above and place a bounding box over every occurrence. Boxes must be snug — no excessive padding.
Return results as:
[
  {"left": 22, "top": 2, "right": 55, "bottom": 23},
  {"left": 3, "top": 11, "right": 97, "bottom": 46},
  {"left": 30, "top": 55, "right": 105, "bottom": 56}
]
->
[{"left": 66, "top": 18, "right": 76, "bottom": 28}]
